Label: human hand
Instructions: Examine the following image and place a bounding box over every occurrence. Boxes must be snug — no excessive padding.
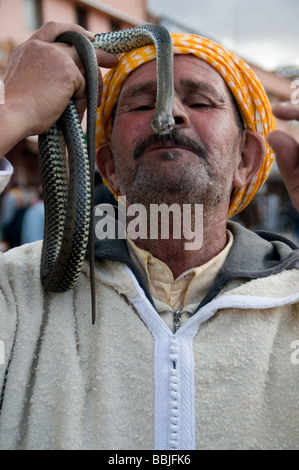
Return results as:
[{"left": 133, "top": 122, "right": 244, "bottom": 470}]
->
[
  {"left": 2, "top": 22, "right": 118, "bottom": 141},
  {"left": 268, "top": 102, "right": 299, "bottom": 211}
]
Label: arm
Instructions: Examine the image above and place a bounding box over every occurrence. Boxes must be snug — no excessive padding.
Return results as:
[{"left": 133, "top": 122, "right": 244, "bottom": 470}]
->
[
  {"left": 0, "top": 21, "right": 118, "bottom": 157},
  {"left": 268, "top": 102, "right": 299, "bottom": 211}
]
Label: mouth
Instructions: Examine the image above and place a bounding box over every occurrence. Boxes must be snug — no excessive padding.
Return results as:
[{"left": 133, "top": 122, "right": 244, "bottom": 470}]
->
[
  {"left": 145, "top": 142, "right": 194, "bottom": 154},
  {"left": 134, "top": 130, "right": 208, "bottom": 161}
]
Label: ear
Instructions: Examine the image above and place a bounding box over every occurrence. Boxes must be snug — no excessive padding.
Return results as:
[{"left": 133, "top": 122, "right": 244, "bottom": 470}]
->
[
  {"left": 233, "top": 130, "right": 266, "bottom": 189},
  {"left": 96, "top": 144, "right": 120, "bottom": 195}
]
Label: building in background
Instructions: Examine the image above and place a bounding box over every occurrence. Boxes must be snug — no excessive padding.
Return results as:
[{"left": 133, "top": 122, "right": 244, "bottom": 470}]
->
[{"left": 0, "top": 0, "right": 298, "bottom": 245}]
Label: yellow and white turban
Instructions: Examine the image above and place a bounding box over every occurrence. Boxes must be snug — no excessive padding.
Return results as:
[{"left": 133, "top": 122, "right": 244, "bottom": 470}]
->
[{"left": 96, "top": 33, "right": 276, "bottom": 218}]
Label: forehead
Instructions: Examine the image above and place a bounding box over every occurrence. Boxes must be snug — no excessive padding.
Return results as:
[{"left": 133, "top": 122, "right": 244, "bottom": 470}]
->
[{"left": 119, "top": 54, "right": 231, "bottom": 99}]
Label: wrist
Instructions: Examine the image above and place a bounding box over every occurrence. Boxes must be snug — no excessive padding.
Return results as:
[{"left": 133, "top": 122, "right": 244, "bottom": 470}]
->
[{"left": 0, "top": 97, "right": 34, "bottom": 155}]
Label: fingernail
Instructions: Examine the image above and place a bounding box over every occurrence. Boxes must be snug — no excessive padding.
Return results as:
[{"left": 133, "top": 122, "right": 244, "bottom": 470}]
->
[{"left": 86, "top": 31, "right": 95, "bottom": 40}]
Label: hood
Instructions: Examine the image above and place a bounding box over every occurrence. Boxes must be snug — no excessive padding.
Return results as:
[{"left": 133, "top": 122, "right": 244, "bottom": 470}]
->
[{"left": 198, "top": 221, "right": 299, "bottom": 310}]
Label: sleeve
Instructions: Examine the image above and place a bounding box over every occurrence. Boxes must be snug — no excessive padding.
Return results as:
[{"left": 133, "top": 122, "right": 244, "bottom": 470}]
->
[{"left": 0, "top": 158, "right": 13, "bottom": 194}]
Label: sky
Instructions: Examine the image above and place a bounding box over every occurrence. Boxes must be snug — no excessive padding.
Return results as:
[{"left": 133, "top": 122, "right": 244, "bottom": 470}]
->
[{"left": 147, "top": 0, "right": 299, "bottom": 71}]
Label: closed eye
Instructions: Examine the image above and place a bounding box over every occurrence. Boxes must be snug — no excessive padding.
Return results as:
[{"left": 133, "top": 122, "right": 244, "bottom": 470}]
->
[
  {"left": 189, "top": 103, "right": 212, "bottom": 108},
  {"left": 133, "top": 104, "right": 155, "bottom": 111},
  {"left": 184, "top": 92, "right": 215, "bottom": 110}
]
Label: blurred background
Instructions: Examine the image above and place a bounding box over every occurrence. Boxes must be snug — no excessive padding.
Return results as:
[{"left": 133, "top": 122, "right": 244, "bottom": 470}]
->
[{"left": 0, "top": 0, "right": 298, "bottom": 252}]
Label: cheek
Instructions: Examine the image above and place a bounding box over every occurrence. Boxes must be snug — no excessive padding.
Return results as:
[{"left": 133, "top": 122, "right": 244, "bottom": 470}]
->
[
  {"left": 110, "top": 116, "right": 142, "bottom": 186},
  {"left": 110, "top": 119, "right": 127, "bottom": 155},
  {"left": 194, "top": 112, "right": 240, "bottom": 159},
  {"left": 111, "top": 113, "right": 152, "bottom": 155}
]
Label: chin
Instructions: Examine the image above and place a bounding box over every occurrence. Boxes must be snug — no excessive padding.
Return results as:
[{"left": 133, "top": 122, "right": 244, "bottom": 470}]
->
[{"left": 158, "top": 150, "right": 180, "bottom": 161}]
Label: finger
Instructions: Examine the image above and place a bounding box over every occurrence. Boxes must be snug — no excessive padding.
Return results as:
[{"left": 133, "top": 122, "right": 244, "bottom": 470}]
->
[
  {"left": 94, "top": 48, "right": 119, "bottom": 68},
  {"left": 74, "top": 97, "right": 87, "bottom": 122},
  {"left": 54, "top": 42, "right": 118, "bottom": 70},
  {"left": 32, "top": 22, "right": 118, "bottom": 69},
  {"left": 268, "top": 130, "right": 299, "bottom": 199},
  {"left": 268, "top": 130, "right": 299, "bottom": 172},
  {"left": 30, "top": 21, "right": 95, "bottom": 42},
  {"left": 271, "top": 102, "right": 299, "bottom": 121}
]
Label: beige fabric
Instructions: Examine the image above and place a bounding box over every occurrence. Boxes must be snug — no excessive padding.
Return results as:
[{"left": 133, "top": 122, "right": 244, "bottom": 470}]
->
[
  {"left": 0, "top": 158, "right": 13, "bottom": 194},
  {"left": 127, "top": 231, "right": 233, "bottom": 311},
  {"left": 0, "top": 241, "right": 298, "bottom": 450}
]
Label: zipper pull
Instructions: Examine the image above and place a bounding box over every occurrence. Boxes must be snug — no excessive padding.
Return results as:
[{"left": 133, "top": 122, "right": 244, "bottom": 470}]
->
[{"left": 173, "top": 310, "right": 181, "bottom": 334}]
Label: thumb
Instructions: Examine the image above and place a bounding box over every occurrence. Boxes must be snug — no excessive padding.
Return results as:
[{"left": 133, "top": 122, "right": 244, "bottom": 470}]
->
[
  {"left": 268, "top": 130, "right": 299, "bottom": 175},
  {"left": 268, "top": 129, "right": 299, "bottom": 208}
]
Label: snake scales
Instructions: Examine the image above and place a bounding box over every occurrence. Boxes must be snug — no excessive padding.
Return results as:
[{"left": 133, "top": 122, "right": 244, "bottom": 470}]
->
[{"left": 38, "top": 25, "right": 174, "bottom": 323}]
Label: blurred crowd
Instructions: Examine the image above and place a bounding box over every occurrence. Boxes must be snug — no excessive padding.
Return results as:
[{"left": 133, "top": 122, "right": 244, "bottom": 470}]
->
[
  {"left": 0, "top": 184, "right": 44, "bottom": 252},
  {"left": 0, "top": 170, "right": 117, "bottom": 253}
]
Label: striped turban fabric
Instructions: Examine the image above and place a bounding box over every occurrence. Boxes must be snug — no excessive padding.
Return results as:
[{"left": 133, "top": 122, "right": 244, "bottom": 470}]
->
[{"left": 96, "top": 32, "right": 276, "bottom": 218}]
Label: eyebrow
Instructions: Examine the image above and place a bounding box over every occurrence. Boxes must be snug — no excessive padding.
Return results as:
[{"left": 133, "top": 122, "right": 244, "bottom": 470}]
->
[
  {"left": 120, "top": 78, "right": 226, "bottom": 104},
  {"left": 180, "top": 79, "right": 226, "bottom": 102},
  {"left": 119, "top": 80, "right": 157, "bottom": 102}
]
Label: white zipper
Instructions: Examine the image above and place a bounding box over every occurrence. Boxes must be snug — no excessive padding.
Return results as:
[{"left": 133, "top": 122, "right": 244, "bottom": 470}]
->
[
  {"left": 125, "top": 265, "right": 299, "bottom": 450},
  {"left": 157, "top": 307, "right": 195, "bottom": 334}
]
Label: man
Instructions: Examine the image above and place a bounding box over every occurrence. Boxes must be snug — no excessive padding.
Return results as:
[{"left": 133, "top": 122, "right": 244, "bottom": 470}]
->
[{"left": 0, "top": 22, "right": 298, "bottom": 450}]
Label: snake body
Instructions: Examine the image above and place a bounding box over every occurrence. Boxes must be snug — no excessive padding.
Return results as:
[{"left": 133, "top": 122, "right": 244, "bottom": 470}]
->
[{"left": 38, "top": 25, "right": 174, "bottom": 323}]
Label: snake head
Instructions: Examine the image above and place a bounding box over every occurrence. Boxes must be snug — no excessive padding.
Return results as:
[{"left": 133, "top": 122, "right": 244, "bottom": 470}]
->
[{"left": 151, "top": 112, "right": 175, "bottom": 135}]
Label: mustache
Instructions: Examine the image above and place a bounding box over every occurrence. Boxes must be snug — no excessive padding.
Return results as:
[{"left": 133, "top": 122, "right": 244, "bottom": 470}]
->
[{"left": 133, "top": 129, "right": 209, "bottom": 161}]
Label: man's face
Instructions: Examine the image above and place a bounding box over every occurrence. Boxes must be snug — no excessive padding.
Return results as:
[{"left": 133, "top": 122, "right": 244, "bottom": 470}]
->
[{"left": 108, "top": 54, "right": 245, "bottom": 209}]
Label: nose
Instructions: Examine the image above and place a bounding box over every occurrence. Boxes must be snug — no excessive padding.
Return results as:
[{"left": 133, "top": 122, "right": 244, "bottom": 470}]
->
[{"left": 172, "top": 96, "right": 190, "bottom": 128}]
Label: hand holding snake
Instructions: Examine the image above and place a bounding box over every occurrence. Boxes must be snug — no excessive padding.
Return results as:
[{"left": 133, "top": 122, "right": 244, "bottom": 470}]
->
[{"left": 2, "top": 22, "right": 118, "bottom": 140}]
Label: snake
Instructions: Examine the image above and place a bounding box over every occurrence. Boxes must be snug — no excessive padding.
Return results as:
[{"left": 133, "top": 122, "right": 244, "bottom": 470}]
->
[{"left": 38, "top": 25, "right": 174, "bottom": 324}]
